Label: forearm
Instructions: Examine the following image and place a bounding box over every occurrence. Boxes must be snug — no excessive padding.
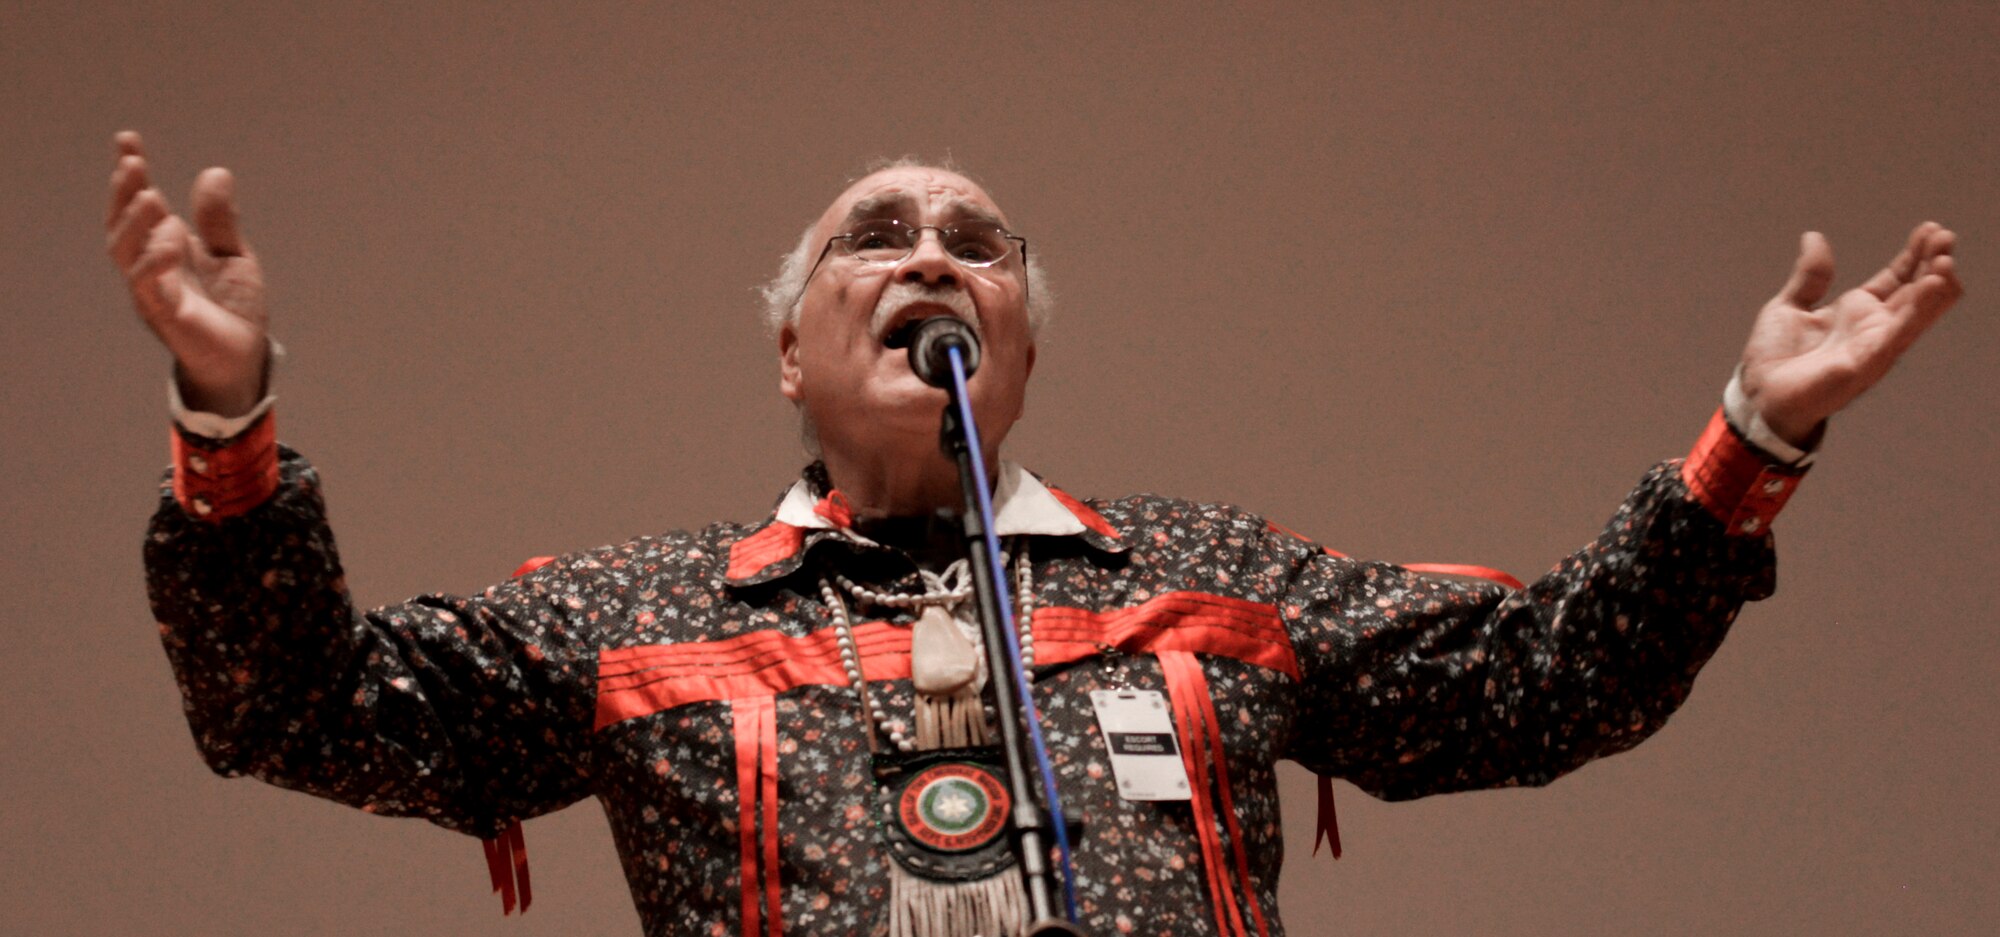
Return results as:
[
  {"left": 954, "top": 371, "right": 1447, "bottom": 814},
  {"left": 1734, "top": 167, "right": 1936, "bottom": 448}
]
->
[
  {"left": 147, "top": 432, "right": 597, "bottom": 834},
  {"left": 1290, "top": 413, "right": 1804, "bottom": 798}
]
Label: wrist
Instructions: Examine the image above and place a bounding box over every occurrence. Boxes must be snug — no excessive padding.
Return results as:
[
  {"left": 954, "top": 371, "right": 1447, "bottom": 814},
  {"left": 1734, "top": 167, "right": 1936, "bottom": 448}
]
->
[
  {"left": 1724, "top": 366, "right": 1821, "bottom": 465},
  {"left": 169, "top": 339, "right": 284, "bottom": 440},
  {"left": 173, "top": 365, "right": 265, "bottom": 420},
  {"left": 1683, "top": 407, "right": 1809, "bottom": 535},
  {"left": 172, "top": 337, "right": 273, "bottom": 418},
  {"left": 1762, "top": 412, "right": 1824, "bottom": 450}
]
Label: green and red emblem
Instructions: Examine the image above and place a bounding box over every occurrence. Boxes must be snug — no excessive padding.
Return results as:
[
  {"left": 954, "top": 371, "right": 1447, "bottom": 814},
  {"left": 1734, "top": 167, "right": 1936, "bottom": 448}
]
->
[{"left": 895, "top": 761, "right": 1010, "bottom": 853}]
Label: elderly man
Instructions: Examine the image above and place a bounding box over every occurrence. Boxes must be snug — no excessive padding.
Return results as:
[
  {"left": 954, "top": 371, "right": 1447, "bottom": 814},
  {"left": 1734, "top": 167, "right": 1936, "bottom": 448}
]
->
[{"left": 108, "top": 129, "right": 1961, "bottom": 937}]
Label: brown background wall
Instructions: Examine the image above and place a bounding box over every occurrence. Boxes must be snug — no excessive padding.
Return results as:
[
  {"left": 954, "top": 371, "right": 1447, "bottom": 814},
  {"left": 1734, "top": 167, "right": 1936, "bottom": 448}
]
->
[{"left": 4, "top": 2, "right": 1996, "bottom": 934}]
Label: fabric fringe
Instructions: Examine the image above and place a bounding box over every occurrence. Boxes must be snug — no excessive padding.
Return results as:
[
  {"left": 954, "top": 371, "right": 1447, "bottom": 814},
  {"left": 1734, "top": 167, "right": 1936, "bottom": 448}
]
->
[
  {"left": 914, "top": 689, "right": 989, "bottom": 749},
  {"left": 480, "top": 819, "right": 531, "bottom": 914},
  {"left": 889, "top": 863, "right": 1027, "bottom": 937},
  {"left": 1159, "top": 649, "right": 1271, "bottom": 937},
  {"left": 733, "top": 695, "right": 782, "bottom": 936},
  {"left": 1313, "top": 775, "right": 1342, "bottom": 859}
]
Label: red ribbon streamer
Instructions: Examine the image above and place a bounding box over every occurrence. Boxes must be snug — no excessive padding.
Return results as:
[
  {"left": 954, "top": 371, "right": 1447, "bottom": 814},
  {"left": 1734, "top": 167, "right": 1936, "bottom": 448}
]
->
[{"left": 481, "top": 819, "right": 530, "bottom": 914}]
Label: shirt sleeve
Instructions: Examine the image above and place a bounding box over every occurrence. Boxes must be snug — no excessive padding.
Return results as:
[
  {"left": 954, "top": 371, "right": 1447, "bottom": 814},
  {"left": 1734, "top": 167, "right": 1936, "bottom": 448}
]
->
[
  {"left": 146, "top": 431, "right": 602, "bottom": 838},
  {"left": 1279, "top": 416, "right": 1803, "bottom": 801}
]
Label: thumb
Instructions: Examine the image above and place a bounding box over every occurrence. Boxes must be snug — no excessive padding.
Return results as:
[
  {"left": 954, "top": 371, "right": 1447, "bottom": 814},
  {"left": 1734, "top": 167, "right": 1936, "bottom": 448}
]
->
[
  {"left": 1778, "top": 231, "right": 1835, "bottom": 308},
  {"left": 190, "top": 167, "right": 246, "bottom": 257}
]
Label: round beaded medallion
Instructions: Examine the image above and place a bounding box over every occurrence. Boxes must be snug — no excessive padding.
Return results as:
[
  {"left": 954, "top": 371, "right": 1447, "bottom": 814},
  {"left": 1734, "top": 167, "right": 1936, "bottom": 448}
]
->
[{"left": 895, "top": 762, "right": 1011, "bottom": 854}]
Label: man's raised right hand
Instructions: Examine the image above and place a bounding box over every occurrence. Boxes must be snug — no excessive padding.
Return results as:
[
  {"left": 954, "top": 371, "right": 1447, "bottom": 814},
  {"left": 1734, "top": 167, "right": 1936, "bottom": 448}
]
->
[{"left": 106, "top": 131, "right": 270, "bottom": 419}]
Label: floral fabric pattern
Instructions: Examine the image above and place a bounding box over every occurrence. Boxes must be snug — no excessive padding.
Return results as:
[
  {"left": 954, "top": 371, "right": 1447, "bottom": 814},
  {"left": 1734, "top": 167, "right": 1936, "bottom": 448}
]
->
[{"left": 147, "top": 441, "right": 1776, "bottom": 936}]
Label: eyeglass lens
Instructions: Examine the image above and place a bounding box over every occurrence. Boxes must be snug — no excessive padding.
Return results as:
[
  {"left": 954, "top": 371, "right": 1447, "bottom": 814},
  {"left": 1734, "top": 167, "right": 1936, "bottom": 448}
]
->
[{"left": 840, "top": 219, "right": 1015, "bottom": 266}]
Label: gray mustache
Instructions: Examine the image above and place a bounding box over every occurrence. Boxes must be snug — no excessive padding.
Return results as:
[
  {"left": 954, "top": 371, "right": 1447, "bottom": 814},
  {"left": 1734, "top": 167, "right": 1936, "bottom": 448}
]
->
[{"left": 870, "top": 282, "right": 980, "bottom": 341}]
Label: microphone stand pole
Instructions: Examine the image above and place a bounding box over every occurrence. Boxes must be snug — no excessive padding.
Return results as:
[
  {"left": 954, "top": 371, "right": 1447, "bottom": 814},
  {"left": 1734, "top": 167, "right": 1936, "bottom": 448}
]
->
[{"left": 935, "top": 352, "right": 1087, "bottom": 937}]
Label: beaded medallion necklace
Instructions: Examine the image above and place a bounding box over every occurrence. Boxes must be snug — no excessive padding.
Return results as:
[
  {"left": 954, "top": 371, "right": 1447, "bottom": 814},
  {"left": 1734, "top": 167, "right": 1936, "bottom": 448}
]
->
[
  {"left": 816, "top": 540, "right": 1036, "bottom": 752},
  {"left": 816, "top": 539, "right": 1041, "bottom": 937}
]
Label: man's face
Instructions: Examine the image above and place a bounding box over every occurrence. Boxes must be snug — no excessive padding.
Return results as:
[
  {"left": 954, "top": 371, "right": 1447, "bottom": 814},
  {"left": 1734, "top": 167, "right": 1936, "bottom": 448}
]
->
[{"left": 779, "top": 167, "right": 1036, "bottom": 463}]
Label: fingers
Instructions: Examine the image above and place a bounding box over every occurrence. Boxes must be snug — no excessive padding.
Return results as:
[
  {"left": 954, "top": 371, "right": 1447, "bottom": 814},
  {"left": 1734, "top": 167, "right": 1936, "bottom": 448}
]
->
[
  {"left": 1910, "top": 253, "right": 1964, "bottom": 323},
  {"left": 1860, "top": 221, "right": 1940, "bottom": 300},
  {"left": 1865, "top": 248, "right": 1964, "bottom": 370},
  {"left": 108, "top": 131, "right": 151, "bottom": 225},
  {"left": 1779, "top": 231, "right": 1836, "bottom": 308},
  {"left": 107, "top": 154, "right": 151, "bottom": 227},
  {"left": 1879, "top": 224, "right": 1962, "bottom": 310},
  {"left": 1916, "top": 225, "right": 1956, "bottom": 277},
  {"left": 137, "top": 214, "right": 191, "bottom": 278},
  {"left": 132, "top": 217, "right": 192, "bottom": 323},
  {"left": 106, "top": 187, "right": 171, "bottom": 269},
  {"left": 190, "top": 167, "right": 246, "bottom": 257}
]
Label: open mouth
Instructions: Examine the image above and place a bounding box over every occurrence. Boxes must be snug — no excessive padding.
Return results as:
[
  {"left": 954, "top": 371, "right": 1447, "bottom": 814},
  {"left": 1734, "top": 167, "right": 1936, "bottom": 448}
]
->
[
  {"left": 882, "top": 315, "right": 940, "bottom": 349},
  {"left": 871, "top": 283, "right": 980, "bottom": 351}
]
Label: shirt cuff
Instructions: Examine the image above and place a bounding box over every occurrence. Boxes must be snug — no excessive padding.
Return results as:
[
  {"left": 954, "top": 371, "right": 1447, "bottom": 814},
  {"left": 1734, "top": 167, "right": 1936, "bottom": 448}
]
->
[
  {"left": 167, "top": 339, "right": 284, "bottom": 440},
  {"left": 172, "top": 411, "right": 281, "bottom": 521},
  {"left": 1723, "top": 366, "right": 1816, "bottom": 466},
  {"left": 1682, "top": 406, "right": 1809, "bottom": 536}
]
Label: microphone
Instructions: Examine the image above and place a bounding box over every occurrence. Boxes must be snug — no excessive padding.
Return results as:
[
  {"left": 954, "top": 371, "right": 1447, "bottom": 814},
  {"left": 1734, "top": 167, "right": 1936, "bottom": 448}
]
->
[{"left": 906, "top": 316, "right": 981, "bottom": 389}]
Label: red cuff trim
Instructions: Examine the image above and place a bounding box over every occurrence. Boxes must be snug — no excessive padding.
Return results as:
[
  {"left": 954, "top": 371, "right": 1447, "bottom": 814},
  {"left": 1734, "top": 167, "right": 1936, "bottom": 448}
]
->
[
  {"left": 171, "top": 413, "right": 280, "bottom": 522},
  {"left": 1683, "top": 407, "right": 1806, "bottom": 535}
]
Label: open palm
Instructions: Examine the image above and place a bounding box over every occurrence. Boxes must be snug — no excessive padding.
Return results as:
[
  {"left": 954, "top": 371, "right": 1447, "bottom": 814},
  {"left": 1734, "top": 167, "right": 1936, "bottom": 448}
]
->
[
  {"left": 1739, "top": 223, "right": 1962, "bottom": 445},
  {"left": 106, "top": 132, "right": 270, "bottom": 417}
]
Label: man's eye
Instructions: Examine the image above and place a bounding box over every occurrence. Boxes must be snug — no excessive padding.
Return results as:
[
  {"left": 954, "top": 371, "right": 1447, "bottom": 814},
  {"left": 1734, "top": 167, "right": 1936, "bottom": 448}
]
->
[{"left": 952, "top": 238, "right": 1005, "bottom": 263}]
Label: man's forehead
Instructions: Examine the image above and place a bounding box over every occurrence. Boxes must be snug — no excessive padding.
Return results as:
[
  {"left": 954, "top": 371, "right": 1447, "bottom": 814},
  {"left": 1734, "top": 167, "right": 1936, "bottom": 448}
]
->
[{"left": 813, "top": 167, "right": 1010, "bottom": 237}]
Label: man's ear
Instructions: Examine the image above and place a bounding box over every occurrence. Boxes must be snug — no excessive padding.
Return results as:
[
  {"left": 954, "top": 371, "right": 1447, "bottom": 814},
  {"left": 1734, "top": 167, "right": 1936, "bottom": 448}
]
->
[{"left": 778, "top": 321, "right": 803, "bottom": 403}]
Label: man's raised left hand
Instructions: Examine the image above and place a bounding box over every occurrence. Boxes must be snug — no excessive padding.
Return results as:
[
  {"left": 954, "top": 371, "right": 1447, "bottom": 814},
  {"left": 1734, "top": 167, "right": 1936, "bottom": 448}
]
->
[{"left": 1738, "top": 222, "right": 1964, "bottom": 446}]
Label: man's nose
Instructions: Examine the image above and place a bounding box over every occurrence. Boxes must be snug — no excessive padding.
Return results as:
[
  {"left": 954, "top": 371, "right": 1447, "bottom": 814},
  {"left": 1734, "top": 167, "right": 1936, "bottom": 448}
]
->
[{"left": 894, "top": 230, "right": 961, "bottom": 290}]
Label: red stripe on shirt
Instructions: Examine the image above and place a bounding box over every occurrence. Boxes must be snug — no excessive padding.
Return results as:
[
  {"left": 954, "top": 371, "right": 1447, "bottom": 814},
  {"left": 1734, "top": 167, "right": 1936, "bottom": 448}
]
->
[
  {"left": 724, "top": 522, "right": 808, "bottom": 580},
  {"left": 594, "top": 591, "right": 1300, "bottom": 728}
]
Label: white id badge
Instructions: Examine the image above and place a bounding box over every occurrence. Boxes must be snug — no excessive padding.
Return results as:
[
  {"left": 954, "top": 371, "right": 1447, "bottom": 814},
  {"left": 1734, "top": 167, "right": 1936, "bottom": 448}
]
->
[{"left": 1090, "top": 689, "right": 1191, "bottom": 801}]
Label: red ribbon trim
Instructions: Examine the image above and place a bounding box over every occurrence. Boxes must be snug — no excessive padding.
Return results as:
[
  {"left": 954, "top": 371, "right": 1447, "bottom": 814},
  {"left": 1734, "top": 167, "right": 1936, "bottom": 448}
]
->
[
  {"left": 507, "top": 820, "right": 532, "bottom": 911},
  {"left": 595, "top": 592, "right": 1301, "bottom": 730},
  {"left": 595, "top": 623, "right": 910, "bottom": 729},
  {"left": 170, "top": 414, "right": 280, "bottom": 521},
  {"left": 732, "top": 696, "right": 771, "bottom": 936},
  {"left": 1313, "top": 775, "right": 1343, "bottom": 859},
  {"left": 1186, "top": 652, "right": 1273, "bottom": 937},
  {"left": 812, "top": 490, "right": 856, "bottom": 530},
  {"left": 480, "top": 818, "right": 530, "bottom": 915},
  {"left": 1045, "top": 486, "right": 1121, "bottom": 539},
  {"left": 1402, "top": 563, "right": 1526, "bottom": 591},
  {"left": 481, "top": 832, "right": 512, "bottom": 914},
  {"left": 724, "top": 522, "right": 808, "bottom": 580},
  {"left": 510, "top": 555, "right": 557, "bottom": 579},
  {"left": 1269, "top": 521, "right": 1523, "bottom": 590},
  {"left": 1161, "top": 650, "right": 1260, "bottom": 937},
  {"left": 1033, "top": 592, "right": 1299, "bottom": 679},
  {"left": 760, "top": 698, "right": 782, "bottom": 937},
  {"left": 1165, "top": 653, "right": 1245, "bottom": 936}
]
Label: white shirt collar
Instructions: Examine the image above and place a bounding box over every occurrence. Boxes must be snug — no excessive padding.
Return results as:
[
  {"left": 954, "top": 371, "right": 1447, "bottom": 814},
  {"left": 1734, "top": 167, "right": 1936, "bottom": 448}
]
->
[{"left": 773, "top": 461, "right": 1088, "bottom": 538}]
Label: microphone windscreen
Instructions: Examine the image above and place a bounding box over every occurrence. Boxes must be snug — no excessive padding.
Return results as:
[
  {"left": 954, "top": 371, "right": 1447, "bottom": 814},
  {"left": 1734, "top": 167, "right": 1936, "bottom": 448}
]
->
[{"left": 908, "top": 317, "right": 981, "bottom": 388}]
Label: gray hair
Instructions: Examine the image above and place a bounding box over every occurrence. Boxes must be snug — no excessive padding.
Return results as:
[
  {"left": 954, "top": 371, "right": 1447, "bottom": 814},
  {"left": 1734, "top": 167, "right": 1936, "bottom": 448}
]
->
[{"left": 757, "top": 158, "right": 1054, "bottom": 337}]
